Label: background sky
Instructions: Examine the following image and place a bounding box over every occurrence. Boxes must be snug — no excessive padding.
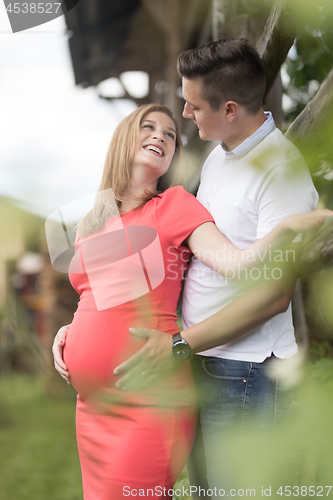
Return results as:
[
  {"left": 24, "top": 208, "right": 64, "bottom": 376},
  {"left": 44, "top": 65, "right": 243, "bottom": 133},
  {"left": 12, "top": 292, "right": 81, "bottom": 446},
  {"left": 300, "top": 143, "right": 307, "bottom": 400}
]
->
[{"left": 0, "top": 3, "right": 137, "bottom": 217}]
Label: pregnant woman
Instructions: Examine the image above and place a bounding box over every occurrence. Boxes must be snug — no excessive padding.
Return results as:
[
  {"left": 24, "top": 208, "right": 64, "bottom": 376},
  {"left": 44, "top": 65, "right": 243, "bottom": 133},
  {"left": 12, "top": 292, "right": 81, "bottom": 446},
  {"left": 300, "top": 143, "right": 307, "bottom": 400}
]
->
[{"left": 53, "top": 103, "right": 330, "bottom": 500}]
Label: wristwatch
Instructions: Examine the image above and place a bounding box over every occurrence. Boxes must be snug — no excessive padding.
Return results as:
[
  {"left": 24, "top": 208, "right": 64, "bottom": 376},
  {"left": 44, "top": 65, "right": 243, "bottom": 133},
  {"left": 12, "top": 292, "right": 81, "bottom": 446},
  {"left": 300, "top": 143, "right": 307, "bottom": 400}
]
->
[{"left": 172, "top": 332, "right": 192, "bottom": 360}]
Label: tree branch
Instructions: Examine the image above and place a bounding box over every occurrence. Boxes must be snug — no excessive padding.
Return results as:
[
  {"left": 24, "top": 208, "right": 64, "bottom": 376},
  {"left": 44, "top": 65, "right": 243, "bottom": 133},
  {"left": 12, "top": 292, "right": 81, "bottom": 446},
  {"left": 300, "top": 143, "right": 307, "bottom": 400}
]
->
[
  {"left": 256, "top": 0, "right": 295, "bottom": 97},
  {"left": 284, "top": 68, "right": 333, "bottom": 275},
  {"left": 299, "top": 217, "right": 333, "bottom": 277},
  {"left": 285, "top": 67, "right": 333, "bottom": 146}
]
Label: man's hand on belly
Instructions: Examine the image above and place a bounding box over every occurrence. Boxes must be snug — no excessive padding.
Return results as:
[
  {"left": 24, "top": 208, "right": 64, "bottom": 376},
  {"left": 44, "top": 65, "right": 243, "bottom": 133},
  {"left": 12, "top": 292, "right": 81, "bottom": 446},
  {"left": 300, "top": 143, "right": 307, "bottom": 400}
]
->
[{"left": 113, "top": 329, "right": 179, "bottom": 391}]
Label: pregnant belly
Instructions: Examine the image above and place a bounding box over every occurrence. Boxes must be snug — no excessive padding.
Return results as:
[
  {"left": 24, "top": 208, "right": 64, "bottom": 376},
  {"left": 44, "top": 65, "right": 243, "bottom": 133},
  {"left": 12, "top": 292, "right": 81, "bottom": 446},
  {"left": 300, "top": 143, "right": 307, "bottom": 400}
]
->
[{"left": 64, "top": 310, "right": 146, "bottom": 399}]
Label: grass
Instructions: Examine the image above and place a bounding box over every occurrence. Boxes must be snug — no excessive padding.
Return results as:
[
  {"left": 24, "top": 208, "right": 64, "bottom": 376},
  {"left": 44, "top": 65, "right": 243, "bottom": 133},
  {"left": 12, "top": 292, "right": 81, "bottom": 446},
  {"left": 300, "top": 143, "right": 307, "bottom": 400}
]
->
[{"left": 0, "top": 373, "right": 82, "bottom": 500}]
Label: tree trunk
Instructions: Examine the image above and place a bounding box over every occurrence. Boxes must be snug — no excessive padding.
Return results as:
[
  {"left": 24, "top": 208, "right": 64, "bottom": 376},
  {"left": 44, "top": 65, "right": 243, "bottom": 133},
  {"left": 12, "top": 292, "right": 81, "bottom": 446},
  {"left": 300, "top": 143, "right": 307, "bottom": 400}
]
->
[
  {"left": 256, "top": 0, "right": 295, "bottom": 97},
  {"left": 285, "top": 67, "right": 333, "bottom": 149},
  {"left": 292, "top": 280, "right": 309, "bottom": 349},
  {"left": 285, "top": 68, "right": 333, "bottom": 275},
  {"left": 212, "top": 0, "right": 250, "bottom": 40}
]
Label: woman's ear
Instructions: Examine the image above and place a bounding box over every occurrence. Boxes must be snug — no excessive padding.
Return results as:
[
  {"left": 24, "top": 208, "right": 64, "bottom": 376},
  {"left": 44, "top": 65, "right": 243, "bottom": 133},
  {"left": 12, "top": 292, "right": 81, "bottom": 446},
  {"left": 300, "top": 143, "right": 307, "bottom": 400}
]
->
[{"left": 225, "top": 101, "right": 238, "bottom": 122}]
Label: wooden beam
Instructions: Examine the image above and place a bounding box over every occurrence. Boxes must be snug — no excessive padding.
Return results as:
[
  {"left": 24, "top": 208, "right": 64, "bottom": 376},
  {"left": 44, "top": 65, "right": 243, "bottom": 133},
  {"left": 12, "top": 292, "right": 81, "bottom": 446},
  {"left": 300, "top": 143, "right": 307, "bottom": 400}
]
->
[
  {"left": 165, "top": 0, "right": 181, "bottom": 116},
  {"left": 142, "top": 0, "right": 168, "bottom": 33}
]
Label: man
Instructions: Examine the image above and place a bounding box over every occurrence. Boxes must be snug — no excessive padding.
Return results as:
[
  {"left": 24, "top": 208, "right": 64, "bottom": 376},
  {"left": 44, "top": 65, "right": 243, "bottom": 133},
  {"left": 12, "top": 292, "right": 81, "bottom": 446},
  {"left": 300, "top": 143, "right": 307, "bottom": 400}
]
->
[{"left": 53, "top": 39, "right": 319, "bottom": 495}]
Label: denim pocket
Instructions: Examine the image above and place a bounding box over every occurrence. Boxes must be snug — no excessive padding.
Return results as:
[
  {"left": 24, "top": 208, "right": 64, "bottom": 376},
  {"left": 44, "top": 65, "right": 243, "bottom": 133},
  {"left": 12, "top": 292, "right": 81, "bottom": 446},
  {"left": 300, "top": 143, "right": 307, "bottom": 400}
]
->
[{"left": 201, "top": 357, "right": 252, "bottom": 382}]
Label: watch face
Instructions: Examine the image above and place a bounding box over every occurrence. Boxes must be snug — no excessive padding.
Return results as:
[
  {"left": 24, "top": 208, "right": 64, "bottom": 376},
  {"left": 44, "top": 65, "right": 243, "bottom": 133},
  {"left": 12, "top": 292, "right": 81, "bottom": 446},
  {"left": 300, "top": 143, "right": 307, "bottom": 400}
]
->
[{"left": 173, "top": 342, "right": 191, "bottom": 360}]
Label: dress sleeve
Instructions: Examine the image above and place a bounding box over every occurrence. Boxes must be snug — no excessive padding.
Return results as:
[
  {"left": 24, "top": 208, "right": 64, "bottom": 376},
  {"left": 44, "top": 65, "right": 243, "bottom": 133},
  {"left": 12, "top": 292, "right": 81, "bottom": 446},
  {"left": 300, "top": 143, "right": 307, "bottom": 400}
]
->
[{"left": 152, "top": 185, "right": 215, "bottom": 248}]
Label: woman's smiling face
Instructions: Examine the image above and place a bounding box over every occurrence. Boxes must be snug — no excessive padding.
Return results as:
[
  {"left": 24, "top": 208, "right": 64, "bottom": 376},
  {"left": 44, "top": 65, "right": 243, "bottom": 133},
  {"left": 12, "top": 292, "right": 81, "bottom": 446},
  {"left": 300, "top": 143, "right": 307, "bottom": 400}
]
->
[{"left": 131, "top": 111, "right": 177, "bottom": 180}]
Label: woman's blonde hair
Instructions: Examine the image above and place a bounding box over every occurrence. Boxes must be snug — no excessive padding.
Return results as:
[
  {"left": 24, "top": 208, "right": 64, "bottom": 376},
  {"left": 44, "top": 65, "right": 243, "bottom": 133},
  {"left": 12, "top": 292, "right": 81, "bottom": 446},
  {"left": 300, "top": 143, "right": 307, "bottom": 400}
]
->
[{"left": 78, "top": 103, "right": 182, "bottom": 237}]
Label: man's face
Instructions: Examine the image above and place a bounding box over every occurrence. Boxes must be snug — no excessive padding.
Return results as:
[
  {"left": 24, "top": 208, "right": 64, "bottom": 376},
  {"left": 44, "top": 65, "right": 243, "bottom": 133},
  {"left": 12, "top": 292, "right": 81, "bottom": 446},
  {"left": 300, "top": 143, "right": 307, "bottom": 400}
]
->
[{"left": 182, "top": 77, "right": 226, "bottom": 142}]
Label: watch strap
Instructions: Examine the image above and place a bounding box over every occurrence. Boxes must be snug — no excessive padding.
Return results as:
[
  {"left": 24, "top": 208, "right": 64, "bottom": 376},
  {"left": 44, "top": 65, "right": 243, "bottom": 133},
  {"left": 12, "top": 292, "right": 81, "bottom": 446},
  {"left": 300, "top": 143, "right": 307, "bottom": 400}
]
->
[{"left": 172, "top": 332, "right": 182, "bottom": 344}]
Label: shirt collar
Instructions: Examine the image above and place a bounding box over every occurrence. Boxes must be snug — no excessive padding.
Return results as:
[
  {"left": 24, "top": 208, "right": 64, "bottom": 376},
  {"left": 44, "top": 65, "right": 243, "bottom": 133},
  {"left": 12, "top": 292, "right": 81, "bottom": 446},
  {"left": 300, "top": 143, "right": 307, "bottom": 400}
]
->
[{"left": 221, "top": 112, "right": 276, "bottom": 158}]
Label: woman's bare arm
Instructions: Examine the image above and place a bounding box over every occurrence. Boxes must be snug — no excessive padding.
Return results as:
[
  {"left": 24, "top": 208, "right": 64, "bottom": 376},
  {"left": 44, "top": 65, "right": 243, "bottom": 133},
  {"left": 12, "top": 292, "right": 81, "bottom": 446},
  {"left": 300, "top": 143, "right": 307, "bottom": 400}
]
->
[{"left": 185, "top": 210, "right": 332, "bottom": 278}]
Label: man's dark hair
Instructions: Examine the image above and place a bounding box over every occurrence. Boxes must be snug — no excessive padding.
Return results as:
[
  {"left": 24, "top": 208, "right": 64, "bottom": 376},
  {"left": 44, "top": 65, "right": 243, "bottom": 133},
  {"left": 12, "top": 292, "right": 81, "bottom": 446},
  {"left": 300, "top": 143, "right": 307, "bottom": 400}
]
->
[{"left": 177, "top": 39, "right": 266, "bottom": 114}]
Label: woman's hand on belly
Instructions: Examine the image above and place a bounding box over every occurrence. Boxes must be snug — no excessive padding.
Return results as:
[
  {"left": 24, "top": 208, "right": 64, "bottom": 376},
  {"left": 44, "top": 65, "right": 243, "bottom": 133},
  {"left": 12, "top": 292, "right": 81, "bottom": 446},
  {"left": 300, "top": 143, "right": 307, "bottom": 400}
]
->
[{"left": 52, "top": 324, "right": 71, "bottom": 384}]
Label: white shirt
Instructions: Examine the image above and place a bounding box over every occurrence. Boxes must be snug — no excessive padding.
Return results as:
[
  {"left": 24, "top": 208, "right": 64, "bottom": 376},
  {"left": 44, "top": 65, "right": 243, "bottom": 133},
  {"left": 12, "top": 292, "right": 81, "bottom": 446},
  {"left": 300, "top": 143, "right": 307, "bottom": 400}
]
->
[{"left": 182, "top": 113, "right": 319, "bottom": 362}]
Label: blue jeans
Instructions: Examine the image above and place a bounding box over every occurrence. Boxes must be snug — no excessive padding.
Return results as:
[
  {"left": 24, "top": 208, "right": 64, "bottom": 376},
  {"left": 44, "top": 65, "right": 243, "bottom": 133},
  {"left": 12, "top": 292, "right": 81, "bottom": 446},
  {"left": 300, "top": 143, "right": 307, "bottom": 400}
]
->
[{"left": 188, "top": 355, "right": 296, "bottom": 497}]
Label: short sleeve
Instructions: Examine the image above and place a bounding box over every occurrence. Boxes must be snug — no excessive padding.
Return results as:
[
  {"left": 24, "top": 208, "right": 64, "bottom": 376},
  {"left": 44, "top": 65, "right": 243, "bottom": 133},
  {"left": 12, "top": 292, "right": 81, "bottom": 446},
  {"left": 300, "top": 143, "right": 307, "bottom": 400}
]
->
[
  {"left": 256, "top": 145, "right": 319, "bottom": 239},
  {"left": 152, "top": 186, "right": 214, "bottom": 248}
]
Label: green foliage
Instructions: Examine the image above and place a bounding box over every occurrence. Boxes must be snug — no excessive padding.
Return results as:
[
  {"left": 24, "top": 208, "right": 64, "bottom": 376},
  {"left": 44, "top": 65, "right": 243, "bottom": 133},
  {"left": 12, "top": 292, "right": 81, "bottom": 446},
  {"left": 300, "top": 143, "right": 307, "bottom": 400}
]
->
[
  {"left": 2, "top": 369, "right": 333, "bottom": 500},
  {"left": 220, "top": 372, "right": 333, "bottom": 494},
  {"left": 310, "top": 357, "right": 333, "bottom": 387},
  {"left": 283, "top": 0, "right": 333, "bottom": 206},
  {"left": 309, "top": 340, "right": 333, "bottom": 361},
  {"left": 173, "top": 468, "right": 192, "bottom": 500},
  {"left": 172, "top": 361, "right": 333, "bottom": 499},
  {"left": 304, "top": 269, "right": 333, "bottom": 343},
  {"left": 284, "top": 3, "right": 333, "bottom": 121}
]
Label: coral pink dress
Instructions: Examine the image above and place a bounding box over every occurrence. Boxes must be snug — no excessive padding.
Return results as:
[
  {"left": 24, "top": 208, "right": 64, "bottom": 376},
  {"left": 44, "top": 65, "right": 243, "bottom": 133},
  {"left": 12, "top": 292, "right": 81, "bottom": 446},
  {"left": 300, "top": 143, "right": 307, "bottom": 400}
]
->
[{"left": 64, "top": 186, "right": 214, "bottom": 499}]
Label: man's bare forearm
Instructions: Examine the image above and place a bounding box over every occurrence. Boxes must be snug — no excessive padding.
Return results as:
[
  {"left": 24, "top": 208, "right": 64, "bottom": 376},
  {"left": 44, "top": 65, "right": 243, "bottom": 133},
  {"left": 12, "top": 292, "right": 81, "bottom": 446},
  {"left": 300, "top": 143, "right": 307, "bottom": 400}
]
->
[
  {"left": 182, "top": 274, "right": 296, "bottom": 353},
  {"left": 114, "top": 264, "right": 297, "bottom": 389}
]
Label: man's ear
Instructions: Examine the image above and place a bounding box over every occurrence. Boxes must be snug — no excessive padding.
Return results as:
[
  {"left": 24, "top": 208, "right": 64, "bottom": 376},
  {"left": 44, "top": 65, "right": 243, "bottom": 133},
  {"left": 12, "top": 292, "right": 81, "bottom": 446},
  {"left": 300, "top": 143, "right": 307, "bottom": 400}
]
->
[{"left": 225, "top": 101, "right": 238, "bottom": 122}]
